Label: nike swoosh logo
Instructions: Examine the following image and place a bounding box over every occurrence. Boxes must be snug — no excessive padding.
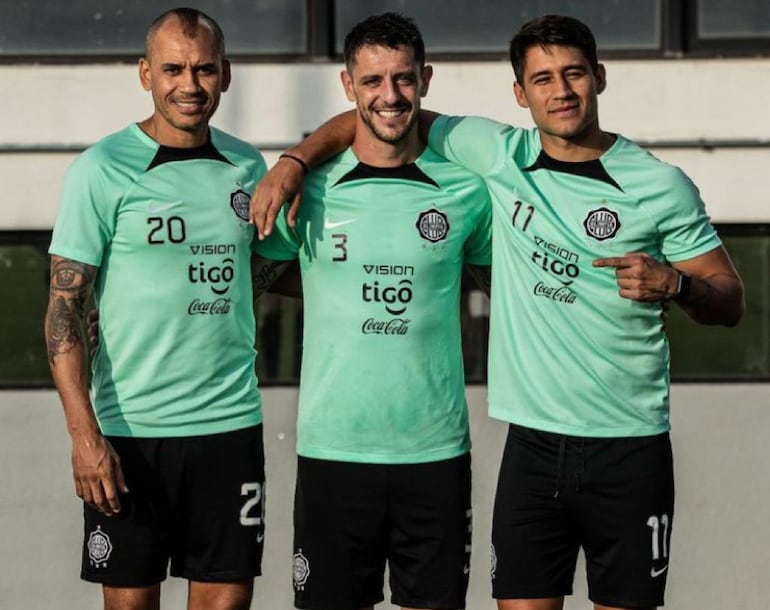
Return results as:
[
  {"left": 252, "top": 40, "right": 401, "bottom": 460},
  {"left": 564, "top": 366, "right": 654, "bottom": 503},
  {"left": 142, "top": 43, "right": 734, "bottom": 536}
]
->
[
  {"left": 256, "top": 533, "right": 265, "bottom": 544},
  {"left": 324, "top": 218, "right": 356, "bottom": 230},
  {"left": 463, "top": 564, "right": 470, "bottom": 575},
  {"left": 650, "top": 565, "right": 668, "bottom": 578}
]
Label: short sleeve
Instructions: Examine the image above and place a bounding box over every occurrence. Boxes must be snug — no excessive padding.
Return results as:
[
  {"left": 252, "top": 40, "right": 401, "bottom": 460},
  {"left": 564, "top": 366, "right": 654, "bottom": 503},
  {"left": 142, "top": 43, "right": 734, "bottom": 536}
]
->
[
  {"left": 428, "top": 115, "right": 513, "bottom": 176},
  {"left": 49, "top": 150, "right": 120, "bottom": 266},
  {"left": 649, "top": 166, "right": 722, "bottom": 262}
]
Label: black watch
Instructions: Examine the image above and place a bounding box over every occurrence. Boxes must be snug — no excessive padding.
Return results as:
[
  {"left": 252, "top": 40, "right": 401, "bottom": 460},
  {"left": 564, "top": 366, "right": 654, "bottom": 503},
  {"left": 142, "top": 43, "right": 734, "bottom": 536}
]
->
[{"left": 672, "top": 271, "right": 692, "bottom": 302}]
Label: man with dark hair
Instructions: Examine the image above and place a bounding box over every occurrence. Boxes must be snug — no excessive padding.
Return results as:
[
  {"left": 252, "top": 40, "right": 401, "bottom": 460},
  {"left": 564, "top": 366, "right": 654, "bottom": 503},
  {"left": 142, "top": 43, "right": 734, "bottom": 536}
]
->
[
  {"left": 254, "top": 12, "right": 491, "bottom": 610},
  {"left": 343, "top": 11, "right": 426, "bottom": 70},
  {"left": 45, "top": 8, "right": 282, "bottom": 610},
  {"left": 250, "top": 12, "right": 744, "bottom": 610}
]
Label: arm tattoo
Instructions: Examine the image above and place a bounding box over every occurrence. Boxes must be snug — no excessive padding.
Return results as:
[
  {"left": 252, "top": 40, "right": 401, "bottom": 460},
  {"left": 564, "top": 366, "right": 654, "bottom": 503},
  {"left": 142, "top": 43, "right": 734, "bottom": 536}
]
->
[
  {"left": 46, "top": 257, "right": 96, "bottom": 365},
  {"left": 466, "top": 264, "right": 492, "bottom": 297},
  {"left": 251, "top": 257, "right": 290, "bottom": 298}
]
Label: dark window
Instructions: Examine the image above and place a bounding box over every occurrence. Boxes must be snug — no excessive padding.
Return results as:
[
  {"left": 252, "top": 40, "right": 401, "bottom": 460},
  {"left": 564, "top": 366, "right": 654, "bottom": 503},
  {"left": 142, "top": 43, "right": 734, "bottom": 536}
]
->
[
  {"left": 0, "top": 0, "right": 307, "bottom": 58},
  {"left": 689, "top": 0, "right": 770, "bottom": 54},
  {"left": 0, "top": 233, "right": 52, "bottom": 387},
  {"left": 668, "top": 226, "right": 770, "bottom": 381},
  {"left": 2, "top": 1, "right": 769, "bottom": 61},
  {"left": 334, "top": 0, "right": 662, "bottom": 56},
  {"left": 698, "top": 0, "right": 770, "bottom": 38}
]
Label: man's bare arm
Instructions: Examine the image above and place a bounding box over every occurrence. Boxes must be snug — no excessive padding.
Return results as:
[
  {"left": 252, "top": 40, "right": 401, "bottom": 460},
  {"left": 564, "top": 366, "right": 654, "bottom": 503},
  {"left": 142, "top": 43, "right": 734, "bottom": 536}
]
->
[
  {"left": 45, "top": 255, "right": 127, "bottom": 515},
  {"left": 593, "top": 246, "right": 744, "bottom": 326},
  {"left": 668, "top": 247, "right": 744, "bottom": 326},
  {"left": 250, "top": 111, "right": 357, "bottom": 238}
]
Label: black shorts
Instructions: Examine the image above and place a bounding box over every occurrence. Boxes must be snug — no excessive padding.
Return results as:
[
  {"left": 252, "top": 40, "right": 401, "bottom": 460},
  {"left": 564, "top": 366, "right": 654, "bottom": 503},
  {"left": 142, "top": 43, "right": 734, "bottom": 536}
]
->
[
  {"left": 491, "top": 424, "right": 674, "bottom": 609},
  {"left": 293, "top": 453, "right": 472, "bottom": 610},
  {"left": 81, "top": 424, "right": 266, "bottom": 587}
]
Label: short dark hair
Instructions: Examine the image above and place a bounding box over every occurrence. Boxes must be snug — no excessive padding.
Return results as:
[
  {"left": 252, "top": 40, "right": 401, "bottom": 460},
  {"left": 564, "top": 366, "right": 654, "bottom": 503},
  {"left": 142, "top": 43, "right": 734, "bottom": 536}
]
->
[
  {"left": 509, "top": 14, "right": 598, "bottom": 83},
  {"left": 343, "top": 12, "right": 425, "bottom": 71},
  {"left": 145, "top": 7, "right": 226, "bottom": 58}
]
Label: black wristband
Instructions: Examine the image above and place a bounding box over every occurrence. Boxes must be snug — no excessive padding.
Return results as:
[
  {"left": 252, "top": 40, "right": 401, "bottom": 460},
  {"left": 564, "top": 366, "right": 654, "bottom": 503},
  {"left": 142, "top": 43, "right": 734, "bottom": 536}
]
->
[
  {"left": 672, "top": 271, "right": 692, "bottom": 302},
  {"left": 278, "top": 153, "right": 309, "bottom": 175}
]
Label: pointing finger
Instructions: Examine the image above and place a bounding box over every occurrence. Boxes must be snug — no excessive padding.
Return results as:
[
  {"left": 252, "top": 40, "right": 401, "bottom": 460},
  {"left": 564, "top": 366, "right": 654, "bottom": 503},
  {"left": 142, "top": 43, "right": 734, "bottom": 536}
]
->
[{"left": 593, "top": 257, "right": 628, "bottom": 268}]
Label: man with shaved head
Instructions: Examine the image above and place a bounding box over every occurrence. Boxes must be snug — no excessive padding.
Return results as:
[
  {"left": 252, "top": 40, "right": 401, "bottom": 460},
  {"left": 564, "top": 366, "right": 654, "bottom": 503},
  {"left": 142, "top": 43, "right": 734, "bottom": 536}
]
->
[{"left": 45, "top": 8, "right": 276, "bottom": 609}]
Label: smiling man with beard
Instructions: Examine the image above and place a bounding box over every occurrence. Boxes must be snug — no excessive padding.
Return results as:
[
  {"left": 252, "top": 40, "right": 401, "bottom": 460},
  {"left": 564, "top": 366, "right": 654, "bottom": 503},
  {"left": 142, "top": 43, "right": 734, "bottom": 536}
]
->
[{"left": 254, "top": 13, "right": 492, "bottom": 610}]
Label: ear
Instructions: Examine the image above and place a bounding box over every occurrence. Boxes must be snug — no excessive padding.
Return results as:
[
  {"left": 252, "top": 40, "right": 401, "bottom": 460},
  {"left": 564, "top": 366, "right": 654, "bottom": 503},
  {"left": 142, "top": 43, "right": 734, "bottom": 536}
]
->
[
  {"left": 596, "top": 63, "right": 607, "bottom": 94},
  {"left": 420, "top": 64, "right": 434, "bottom": 97},
  {"left": 341, "top": 69, "right": 356, "bottom": 102},
  {"left": 221, "top": 58, "right": 232, "bottom": 93},
  {"left": 513, "top": 80, "right": 529, "bottom": 109},
  {"left": 139, "top": 57, "right": 152, "bottom": 92}
]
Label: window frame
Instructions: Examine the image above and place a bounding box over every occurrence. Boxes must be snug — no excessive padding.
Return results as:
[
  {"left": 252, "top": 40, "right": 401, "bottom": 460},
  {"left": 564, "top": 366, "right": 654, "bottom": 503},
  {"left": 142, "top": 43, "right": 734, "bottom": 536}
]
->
[
  {"left": 685, "top": 0, "right": 770, "bottom": 56},
  {"left": 1, "top": 0, "right": 769, "bottom": 64}
]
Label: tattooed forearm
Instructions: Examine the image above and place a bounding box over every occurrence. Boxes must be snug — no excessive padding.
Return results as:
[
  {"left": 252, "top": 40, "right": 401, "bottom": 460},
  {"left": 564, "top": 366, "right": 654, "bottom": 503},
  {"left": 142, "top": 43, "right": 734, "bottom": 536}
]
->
[
  {"left": 47, "top": 296, "right": 83, "bottom": 360},
  {"left": 45, "top": 257, "right": 97, "bottom": 365},
  {"left": 251, "top": 257, "right": 291, "bottom": 298}
]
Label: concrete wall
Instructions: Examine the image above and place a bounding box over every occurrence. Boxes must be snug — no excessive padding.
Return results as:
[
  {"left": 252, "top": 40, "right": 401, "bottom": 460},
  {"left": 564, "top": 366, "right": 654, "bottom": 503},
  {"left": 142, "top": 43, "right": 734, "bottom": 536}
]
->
[
  {"left": 3, "top": 59, "right": 770, "bottom": 228},
  {"left": 1, "top": 385, "right": 768, "bottom": 609}
]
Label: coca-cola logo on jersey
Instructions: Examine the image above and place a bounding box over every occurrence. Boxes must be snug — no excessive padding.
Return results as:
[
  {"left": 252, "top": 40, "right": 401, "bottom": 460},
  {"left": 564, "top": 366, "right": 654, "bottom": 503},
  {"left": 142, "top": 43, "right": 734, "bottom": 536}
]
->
[
  {"left": 533, "top": 282, "right": 577, "bottom": 305},
  {"left": 361, "top": 318, "right": 411, "bottom": 335},
  {"left": 188, "top": 298, "right": 232, "bottom": 315}
]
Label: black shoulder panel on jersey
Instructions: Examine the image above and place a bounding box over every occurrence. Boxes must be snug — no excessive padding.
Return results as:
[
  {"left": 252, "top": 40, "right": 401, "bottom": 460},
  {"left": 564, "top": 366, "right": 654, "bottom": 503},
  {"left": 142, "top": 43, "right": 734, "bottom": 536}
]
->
[
  {"left": 146, "top": 140, "right": 234, "bottom": 171},
  {"left": 523, "top": 150, "right": 623, "bottom": 192},
  {"left": 334, "top": 162, "right": 440, "bottom": 188}
]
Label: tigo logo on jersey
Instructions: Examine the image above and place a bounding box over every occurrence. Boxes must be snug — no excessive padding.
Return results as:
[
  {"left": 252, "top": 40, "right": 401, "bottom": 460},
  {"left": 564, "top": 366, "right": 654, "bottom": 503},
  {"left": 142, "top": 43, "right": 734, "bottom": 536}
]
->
[
  {"left": 87, "top": 525, "right": 113, "bottom": 568},
  {"left": 230, "top": 188, "right": 251, "bottom": 221},
  {"left": 583, "top": 207, "right": 621, "bottom": 241},
  {"left": 416, "top": 208, "right": 450, "bottom": 242}
]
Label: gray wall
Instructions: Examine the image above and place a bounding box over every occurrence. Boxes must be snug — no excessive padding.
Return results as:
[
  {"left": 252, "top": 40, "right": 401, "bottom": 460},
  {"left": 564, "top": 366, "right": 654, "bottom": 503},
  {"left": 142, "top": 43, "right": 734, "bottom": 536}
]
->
[
  {"left": 3, "top": 60, "right": 769, "bottom": 230},
  {"left": 1, "top": 385, "right": 768, "bottom": 609}
]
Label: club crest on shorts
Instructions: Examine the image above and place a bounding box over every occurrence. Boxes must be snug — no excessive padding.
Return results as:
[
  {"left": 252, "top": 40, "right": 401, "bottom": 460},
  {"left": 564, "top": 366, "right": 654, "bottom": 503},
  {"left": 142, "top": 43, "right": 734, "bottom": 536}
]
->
[
  {"left": 230, "top": 188, "right": 251, "bottom": 221},
  {"left": 583, "top": 206, "right": 621, "bottom": 241},
  {"left": 87, "top": 525, "right": 113, "bottom": 568},
  {"left": 490, "top": 543, "right": 497, "bottom": 580},
  {"left": 416, "top": 208, "right": 450, "bottom": 243},
  {"left": 293, "top": 550, "right": 310, "bottom": 590}
]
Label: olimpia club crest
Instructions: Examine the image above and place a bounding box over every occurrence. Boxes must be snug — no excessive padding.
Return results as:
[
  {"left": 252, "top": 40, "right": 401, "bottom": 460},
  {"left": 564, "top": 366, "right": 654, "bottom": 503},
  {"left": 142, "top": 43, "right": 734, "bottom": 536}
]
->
[
  {"left": 293, "top": 550, "right": 310, "bottom": 590},
  {"left": 416, "top": 208, "right": 450, "bottom": 243},
  {"left": 230, "top": 188, "right": 251, "bottom": 221},
  {"left": 583, "top": 206, "right": 621, "bottom": 241},
  {"left": 87, "top": 525, "right": 113, "bottom": 568},
  {"left": 490, "top": 543, "right": 497, "bottom": 580}
]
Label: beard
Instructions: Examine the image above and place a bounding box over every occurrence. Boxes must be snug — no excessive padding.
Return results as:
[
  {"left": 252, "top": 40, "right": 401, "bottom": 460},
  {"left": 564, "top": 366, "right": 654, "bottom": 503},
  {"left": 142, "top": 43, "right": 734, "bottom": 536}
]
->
[{"left": 358, "top": 100, "right": 417, "bottom": 145}]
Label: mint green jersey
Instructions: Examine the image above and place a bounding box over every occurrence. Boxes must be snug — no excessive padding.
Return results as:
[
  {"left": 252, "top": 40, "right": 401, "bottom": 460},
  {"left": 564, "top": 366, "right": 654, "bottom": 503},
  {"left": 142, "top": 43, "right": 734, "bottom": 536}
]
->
[
  {"left": 429, "top": 116, "right": 721, "bottom": 437},
  {"left": 256, "top": 147, "right": 492, "bottom": 463},
  {"left": 50, "top": 124, "right": 265, "bottom": 437}
]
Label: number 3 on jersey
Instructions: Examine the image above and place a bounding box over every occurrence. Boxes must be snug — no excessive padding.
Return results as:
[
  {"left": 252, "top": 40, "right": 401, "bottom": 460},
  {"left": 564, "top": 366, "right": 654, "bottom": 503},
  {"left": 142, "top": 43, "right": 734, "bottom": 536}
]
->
[{"left": 332, "top": 233, "right": 348, "bottom": 262}]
